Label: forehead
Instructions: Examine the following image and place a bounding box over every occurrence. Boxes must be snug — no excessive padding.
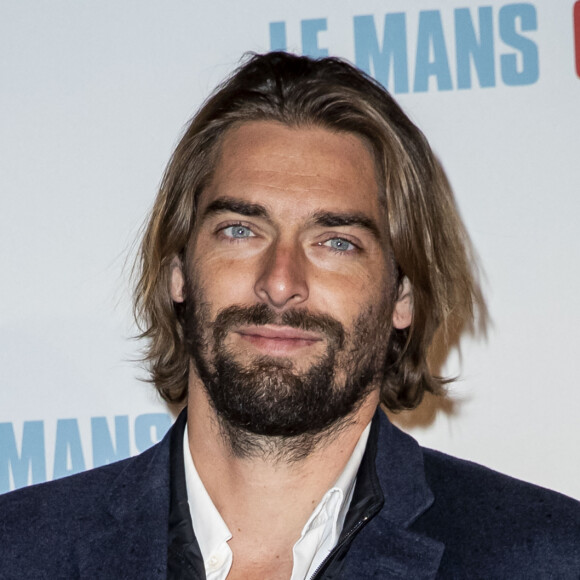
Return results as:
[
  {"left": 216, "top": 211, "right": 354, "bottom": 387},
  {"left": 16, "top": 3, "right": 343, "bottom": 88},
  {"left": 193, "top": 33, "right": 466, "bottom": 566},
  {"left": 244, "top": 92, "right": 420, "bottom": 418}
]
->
[{"left": 199, "top": 121, "right": 384, "bottom": 225}]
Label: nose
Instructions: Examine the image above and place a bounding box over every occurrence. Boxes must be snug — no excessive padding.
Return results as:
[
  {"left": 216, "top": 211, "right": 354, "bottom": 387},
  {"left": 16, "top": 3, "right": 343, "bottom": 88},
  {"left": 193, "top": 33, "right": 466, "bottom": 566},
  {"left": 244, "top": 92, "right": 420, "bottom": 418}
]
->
[{"left": 254, "top": 240, "right": 309, "bottom": 309}]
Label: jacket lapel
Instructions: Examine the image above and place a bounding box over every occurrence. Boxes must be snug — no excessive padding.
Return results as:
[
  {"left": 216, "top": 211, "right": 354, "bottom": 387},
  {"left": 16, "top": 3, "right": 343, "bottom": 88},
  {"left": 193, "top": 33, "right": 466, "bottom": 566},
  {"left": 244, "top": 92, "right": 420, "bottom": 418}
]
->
[
  {"left": 340, "top": 511, "right": 444, "bottom": 579},
  {"left": 70, "top": 409, "right": 443, "bottom": 578},
  {"left": 76, "top": 426, "right": 173, "bottom": 579},
  {"left": 340, "top": 410, "right": 444, "bottom": 579}
]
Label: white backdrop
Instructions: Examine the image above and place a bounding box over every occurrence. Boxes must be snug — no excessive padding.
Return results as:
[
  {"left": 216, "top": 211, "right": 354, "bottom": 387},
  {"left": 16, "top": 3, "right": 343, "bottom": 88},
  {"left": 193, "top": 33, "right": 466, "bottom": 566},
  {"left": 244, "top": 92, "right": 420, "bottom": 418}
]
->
[{"left": 1, "top": 0, "right": 579, "bottom": 499}]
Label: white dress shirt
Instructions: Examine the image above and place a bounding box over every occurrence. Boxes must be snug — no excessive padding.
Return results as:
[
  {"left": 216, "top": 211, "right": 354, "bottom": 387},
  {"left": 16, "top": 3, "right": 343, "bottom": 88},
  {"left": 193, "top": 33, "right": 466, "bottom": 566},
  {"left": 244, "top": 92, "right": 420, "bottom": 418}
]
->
[{"left": 183, "top": 422, "right": 371, "bottom": 580}]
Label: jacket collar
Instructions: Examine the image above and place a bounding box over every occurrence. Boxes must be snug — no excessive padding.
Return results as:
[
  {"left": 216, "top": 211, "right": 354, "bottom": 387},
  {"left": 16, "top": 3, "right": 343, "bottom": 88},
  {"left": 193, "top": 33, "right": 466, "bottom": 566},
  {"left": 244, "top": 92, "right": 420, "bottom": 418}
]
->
[
  {"left": 374, "top": 408, "right": 436, "bottom": 526},
  {"left": 337, "top": 409, "right": 444, "bottom": 579},
  {"left": 166, "top": 410, "right": 205, "bottom": 578},
  {"left": 83, "top": 419, "right": 173, "bottom": 579},
  {"left": 93, "top": 407, "right": 444, "bottom": 578}
]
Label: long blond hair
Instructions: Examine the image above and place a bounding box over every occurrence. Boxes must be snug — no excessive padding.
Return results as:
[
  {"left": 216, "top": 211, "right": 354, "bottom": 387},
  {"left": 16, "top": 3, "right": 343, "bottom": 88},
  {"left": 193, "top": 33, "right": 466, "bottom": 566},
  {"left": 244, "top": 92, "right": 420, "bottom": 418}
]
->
[{"left": 134, "top": 52, "right": 485, "bottom": 410}]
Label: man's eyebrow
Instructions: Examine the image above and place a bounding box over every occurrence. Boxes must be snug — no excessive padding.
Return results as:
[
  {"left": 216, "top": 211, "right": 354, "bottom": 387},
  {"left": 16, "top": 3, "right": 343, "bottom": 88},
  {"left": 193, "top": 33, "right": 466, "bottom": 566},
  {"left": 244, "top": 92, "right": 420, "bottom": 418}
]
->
[
  {"left": 312, "top": 211, "right": 382, "bottom": 240},
  {"left": 199, "top": 199, "right": 381, "bottom": 239},
  {"left": 200, "top": 197, "right": 269, "bottom": 222}
]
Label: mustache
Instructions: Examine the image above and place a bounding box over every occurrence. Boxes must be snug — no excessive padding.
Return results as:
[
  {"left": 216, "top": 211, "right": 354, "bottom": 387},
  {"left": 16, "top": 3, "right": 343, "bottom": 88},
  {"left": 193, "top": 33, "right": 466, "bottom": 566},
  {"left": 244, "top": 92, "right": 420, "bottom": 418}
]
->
[{"left": 212, "top": 303, "right": 345, "bottom": 349}]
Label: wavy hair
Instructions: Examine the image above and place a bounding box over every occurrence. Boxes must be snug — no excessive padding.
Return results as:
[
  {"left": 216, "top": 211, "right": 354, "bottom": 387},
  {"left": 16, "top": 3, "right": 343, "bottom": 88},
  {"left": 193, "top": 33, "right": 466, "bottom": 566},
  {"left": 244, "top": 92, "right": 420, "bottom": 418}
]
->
[{"left": 134, "top": 51, "right": 484, "bottom": 411}]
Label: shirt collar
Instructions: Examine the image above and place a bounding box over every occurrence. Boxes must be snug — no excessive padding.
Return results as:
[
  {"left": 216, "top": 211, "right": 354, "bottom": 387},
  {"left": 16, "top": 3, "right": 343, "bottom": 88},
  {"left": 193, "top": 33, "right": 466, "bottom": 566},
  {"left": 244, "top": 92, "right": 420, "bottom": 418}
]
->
[
  {"left": 182, "top": 424, "right": 232, "bottom": 564},
  {"left": 169, "top": 407, "right": 437, "bottom": 580},
  {"left": 300, "top": 421, "right": 370, "bottom": 540},
  {"left": 182, "top": 420, "right": 371, "bottom": 580},
  {"left": 291, "top": 422, "right": 371, "bottom": 579}
]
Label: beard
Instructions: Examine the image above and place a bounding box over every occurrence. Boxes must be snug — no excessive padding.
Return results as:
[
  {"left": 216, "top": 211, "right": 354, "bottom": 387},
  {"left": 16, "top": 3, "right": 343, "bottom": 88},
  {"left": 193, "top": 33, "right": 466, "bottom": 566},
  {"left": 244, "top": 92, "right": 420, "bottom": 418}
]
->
[{"left": 181, "top": 280, "right": 392, "bottom": 461}]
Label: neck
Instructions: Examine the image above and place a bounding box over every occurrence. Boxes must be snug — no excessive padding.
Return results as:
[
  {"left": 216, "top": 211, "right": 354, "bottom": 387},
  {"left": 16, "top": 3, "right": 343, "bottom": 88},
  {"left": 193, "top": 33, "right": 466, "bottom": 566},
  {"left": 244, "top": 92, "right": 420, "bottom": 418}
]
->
[{"left": 185, "top": 375, "right": 379, "bottom": 550}]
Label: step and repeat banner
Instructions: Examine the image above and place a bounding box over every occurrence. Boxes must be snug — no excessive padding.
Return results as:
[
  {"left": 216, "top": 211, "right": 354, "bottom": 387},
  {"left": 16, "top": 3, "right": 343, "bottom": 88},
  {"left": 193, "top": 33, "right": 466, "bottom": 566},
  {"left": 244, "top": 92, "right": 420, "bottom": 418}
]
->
[{"left": 1, "top": 1, "right": 579, "bottom": 499}]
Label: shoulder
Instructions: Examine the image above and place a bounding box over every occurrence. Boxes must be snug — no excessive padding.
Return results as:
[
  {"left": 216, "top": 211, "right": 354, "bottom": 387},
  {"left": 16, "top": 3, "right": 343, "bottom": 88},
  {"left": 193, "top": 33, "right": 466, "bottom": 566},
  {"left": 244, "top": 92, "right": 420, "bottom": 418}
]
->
[
  {"left": 1, "top": 453, "right": 125, "bottom": 518},
  {"left": 0, "top": 439, "right": 162, "bottom": 522},
  {"left": 420, "top": 446, "right": 580, "bottom": 521},
  {"left": 415, "top": 447, "right": 580, "bottom": 577},
  {"left": 0, "top": 437, "right": 170, "bottom": 578}
]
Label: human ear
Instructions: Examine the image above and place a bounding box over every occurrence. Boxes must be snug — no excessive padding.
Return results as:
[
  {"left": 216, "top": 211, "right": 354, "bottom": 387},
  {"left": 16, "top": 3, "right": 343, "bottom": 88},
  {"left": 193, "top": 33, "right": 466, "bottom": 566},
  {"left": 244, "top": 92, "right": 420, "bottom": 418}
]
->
[
  {"left": 169, "top": 255, "right": 185, "bottom": 303},
  {"left": 392, "top": 276, "right": 413, "bottom": 330}
]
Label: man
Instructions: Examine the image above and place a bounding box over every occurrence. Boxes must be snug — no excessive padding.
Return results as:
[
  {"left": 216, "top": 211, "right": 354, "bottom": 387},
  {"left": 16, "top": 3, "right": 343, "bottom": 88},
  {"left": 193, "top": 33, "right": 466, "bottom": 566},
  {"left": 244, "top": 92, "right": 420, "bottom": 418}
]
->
[{"left": 1, "top": 52, "right": 579, "bottom": 579}]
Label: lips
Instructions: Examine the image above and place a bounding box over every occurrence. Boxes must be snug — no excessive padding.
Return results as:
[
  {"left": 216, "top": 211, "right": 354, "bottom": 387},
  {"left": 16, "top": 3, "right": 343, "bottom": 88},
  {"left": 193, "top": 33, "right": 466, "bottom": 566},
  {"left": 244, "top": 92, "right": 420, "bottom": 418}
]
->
[
  {"left": 236, "top": 325, "right": 323, "bottom": 354},
  {"left": 238, "top": 325, "right": 322, "bottom": 341}
]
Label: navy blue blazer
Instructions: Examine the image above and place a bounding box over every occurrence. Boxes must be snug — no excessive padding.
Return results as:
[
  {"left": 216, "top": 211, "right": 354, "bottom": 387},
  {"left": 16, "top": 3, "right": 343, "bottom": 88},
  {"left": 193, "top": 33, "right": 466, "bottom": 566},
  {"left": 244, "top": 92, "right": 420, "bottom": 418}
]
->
[{"left": 1, "top": 409, "right": 579, "bottom": 579}]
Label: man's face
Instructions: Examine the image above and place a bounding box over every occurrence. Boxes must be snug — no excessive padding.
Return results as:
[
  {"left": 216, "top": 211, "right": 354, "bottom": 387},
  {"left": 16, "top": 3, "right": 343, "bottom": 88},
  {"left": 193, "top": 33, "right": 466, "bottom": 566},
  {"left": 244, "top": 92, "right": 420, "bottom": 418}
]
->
[{"left": 171, "top": 121, "right": 411, "bottom": 443}]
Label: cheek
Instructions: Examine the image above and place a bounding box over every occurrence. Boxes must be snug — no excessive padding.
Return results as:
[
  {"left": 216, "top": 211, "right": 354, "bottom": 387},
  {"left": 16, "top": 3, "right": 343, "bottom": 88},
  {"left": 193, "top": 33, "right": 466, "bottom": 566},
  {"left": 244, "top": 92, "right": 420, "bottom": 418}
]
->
[
  {"left": 311, "top": 265, "right": 389, "bottom": 325},
  {"left": 321, "top": 254, "right": 390, "bottom": 295},
  {"left": 193, "top": 255, "right": 258, "bottom": 312}
]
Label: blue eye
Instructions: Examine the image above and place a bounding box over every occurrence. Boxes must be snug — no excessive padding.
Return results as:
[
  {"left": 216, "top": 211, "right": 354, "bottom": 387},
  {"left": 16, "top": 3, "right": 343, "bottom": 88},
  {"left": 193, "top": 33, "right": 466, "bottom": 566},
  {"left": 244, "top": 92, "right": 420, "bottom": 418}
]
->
[
  {"left": 224, "top": 225, "right": 254, "bottom": 239},
  {"left": 325, "top": 238, "right": 355, "bottom": 252}
]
